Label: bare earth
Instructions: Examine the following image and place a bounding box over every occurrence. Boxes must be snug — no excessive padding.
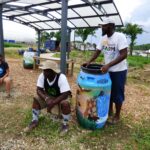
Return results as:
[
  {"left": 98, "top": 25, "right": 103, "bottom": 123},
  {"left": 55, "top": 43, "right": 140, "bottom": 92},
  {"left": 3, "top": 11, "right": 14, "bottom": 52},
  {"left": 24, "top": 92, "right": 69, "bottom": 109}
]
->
[{"left": 0, "top": 58, "right": 150, "bottom": 149}]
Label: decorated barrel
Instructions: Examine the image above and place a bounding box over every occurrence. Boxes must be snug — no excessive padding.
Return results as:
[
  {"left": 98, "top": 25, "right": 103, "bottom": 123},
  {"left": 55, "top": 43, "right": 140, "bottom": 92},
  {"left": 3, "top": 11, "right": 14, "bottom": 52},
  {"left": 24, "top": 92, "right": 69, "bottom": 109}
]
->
[
  {"left": 23, "top": 51, "right": 36, "bottom": 69},
  {"left": 76, "top": 64, "right": 112, "bottom": 130}
]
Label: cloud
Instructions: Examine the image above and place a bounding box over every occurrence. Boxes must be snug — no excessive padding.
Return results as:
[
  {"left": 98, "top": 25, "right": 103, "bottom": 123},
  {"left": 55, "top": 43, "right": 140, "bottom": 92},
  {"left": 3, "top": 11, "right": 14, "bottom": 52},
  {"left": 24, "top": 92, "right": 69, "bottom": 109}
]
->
[
  {"left": 134, "top": 19, "right": 150, "bottom": 28},
  {"left": 114, "top": 0, "right": 150, "bottom": 44},
  {"left": 114, "top": 0, "right": 142, "bottom": 22},
  {"left": 3, "top": 20, "right": 36, "bottom": 42}
]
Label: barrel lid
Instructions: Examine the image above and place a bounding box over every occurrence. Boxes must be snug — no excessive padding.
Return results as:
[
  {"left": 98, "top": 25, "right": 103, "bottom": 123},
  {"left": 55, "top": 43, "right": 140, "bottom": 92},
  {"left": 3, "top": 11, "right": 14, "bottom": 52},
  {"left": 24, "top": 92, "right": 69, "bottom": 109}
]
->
[{"left": 81, "top": 64, "right": 104, "bottom": 74}]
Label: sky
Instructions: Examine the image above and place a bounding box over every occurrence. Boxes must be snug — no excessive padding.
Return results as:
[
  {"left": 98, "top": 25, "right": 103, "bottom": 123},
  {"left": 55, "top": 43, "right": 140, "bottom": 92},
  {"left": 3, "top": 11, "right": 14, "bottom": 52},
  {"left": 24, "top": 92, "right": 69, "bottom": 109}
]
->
[{"left": 3, "top": 0, "right": 150, "bottom": 45}]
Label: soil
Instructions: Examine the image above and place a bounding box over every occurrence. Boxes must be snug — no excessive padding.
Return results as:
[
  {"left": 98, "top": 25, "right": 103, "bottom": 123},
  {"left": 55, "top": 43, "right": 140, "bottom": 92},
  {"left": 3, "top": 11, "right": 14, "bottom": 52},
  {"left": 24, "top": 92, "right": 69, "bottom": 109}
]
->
[
  {"left": 3, "top": 58, "right": 150, "bottom": 123},
  {"left": 0, "top": 58, "right": 150, "bottom": 150}
]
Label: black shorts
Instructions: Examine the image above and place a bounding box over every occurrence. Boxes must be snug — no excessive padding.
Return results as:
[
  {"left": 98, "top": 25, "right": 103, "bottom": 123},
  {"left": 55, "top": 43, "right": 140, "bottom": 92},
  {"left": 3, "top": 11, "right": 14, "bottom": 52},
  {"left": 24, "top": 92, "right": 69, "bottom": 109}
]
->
[{"left": 109, "top": 70, "right": 127, "bottom": 104}]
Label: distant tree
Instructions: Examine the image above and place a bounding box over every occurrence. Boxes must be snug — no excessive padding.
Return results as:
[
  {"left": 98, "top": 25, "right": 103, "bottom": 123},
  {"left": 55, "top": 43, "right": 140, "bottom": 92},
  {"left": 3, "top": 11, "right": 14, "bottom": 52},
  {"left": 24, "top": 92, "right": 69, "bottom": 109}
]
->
[
  {"left": 49, "top": 32, "right": 55, "bottom": 39},
  {"left": 75, "top": 28, "right": 96, "bottom": 50},
  {"left": 134, "top": 44, "right": 150, "bottom": 50},
  {"left": 54, "top": 31, "right": 61, "bottom": 41},
  {"left": 40, "top": 31, "right": 50, "bottom": 46},
  {"left": 75, "top": 28, "right": 96, "bottom": 43},
  {"left": 39, "top": 31, "right": 60, "bottom": 47},
  {"left": 116, "top": 23, "right": 144, "bottom": 56}
]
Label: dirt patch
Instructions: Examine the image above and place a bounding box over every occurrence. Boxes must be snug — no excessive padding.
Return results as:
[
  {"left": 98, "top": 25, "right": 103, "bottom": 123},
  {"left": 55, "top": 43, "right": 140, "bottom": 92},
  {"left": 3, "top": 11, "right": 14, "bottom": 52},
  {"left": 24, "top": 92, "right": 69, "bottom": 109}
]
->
[
  {"left": 0, "top": 58, "right": 150, "bottom": 149},
  {"left": 2, "top": 58, "right": 150, "bottom": 122}
]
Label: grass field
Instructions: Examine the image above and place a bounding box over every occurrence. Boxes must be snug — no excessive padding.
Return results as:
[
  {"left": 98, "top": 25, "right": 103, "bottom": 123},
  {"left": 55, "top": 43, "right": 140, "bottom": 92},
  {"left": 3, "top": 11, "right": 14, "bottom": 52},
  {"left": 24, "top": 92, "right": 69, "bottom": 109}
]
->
[{"left": 0, "top": 48, "right": 150, "bottom": 149}]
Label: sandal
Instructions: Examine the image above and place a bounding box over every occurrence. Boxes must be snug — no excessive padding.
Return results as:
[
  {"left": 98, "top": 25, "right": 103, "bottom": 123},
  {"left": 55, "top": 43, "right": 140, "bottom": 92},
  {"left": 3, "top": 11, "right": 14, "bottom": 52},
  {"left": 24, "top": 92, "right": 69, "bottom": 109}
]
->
[{"left": 107, "top": 117, "right": 120, "bottom": 125}]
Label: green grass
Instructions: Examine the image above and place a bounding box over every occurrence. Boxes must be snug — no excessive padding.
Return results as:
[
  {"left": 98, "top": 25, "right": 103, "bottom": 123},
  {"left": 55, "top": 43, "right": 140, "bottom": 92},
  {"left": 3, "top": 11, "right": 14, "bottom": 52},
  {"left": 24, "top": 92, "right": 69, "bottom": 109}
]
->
[
  {"left": 4, "top": 42, "right": 26, "bottom": 48},
  {"left": 53, "top": 50, "right": 150, "bottom": 69},
  {"left": 53, "top": 50, "right": 103, "bottom": 63},
  {"left": 5, "top": 47, "right": 27, "bottom": 59},
  {"left": 5, "top": 47, "right": 150, "bottom": 68},
  {"left": 20, "top": 109, "right": 150, "bottom": 149},
  {"left": 127, "top": 55, "right": 150, "bottom": 68},
  {"left": 132, "top": 120, "right": 150, "bottom": 150}
]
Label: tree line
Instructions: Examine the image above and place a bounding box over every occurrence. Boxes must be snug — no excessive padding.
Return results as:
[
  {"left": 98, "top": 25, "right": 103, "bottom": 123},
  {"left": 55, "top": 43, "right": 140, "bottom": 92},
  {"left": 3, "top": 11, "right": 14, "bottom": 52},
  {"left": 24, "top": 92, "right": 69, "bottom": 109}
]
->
[
  {"left": 133, "top": 44, "right": 150, "bottom": 50},
  {"left": 39, "top": 23, "right": 146, "bottom": 55}
]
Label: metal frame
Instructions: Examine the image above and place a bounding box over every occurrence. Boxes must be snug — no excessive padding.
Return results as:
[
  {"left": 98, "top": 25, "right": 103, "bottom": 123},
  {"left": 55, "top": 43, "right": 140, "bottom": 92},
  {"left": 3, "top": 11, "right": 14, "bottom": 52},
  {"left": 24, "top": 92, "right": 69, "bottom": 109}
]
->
[
  {"left": 0, "top": 0, "right": 123, "bottom": 73},
  {"left": 2, "top": 0, "right": 123, "bottom": 31},
  {"left": 0, "top": 4, "right": 4, "bottom": 57}
]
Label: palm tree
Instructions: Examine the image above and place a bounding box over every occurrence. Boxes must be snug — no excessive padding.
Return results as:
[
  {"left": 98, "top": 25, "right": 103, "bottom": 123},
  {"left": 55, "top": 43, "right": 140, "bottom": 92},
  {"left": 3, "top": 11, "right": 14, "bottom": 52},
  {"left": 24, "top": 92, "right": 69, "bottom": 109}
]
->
[
  {"left": 75, "top": 28, "right": 96, "bottom": 50},
  {"left": 39, "top": 31, "right": 55, "bottom": 47},
  {"left": 49, "top": 32, "right": 55, "bottom": 40},
  {"left": 116, "top": 23, "right": 143, "bottom": 56},
  {"left": 40, "top": 31, "right": 50, "bottom": 46},
  {"left": 53, "top": 31, "right": 61, "bottom": 50},
  {"left": 54, "top": 31, "right": 61, "bottom": 42}
]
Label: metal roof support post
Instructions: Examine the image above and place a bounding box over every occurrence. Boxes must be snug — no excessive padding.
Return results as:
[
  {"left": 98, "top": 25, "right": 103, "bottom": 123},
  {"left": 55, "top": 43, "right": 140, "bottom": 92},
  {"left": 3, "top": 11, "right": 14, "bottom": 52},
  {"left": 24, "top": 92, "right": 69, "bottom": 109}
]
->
[
  {"left": 60, "top": 0, "right": 68, "bottom": 74},
  {"left": 67, "top": 28, "right": 71, "bottom": 59},
  {"left": 0, "top": 4, "right": 4, "bottom": 57},
  {"left": 37, "top": 30, "right": 41, "bottom": 56}
]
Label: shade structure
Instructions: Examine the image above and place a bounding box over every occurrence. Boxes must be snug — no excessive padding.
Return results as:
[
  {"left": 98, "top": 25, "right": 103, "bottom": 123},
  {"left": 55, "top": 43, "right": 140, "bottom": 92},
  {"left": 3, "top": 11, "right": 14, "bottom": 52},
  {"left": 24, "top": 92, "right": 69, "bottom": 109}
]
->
[
  {"left": 0, "top": 0, "right": 123, "bottom": 73},
  {"left": 1, "top": 0, "right": 123, "bottom": 31}
]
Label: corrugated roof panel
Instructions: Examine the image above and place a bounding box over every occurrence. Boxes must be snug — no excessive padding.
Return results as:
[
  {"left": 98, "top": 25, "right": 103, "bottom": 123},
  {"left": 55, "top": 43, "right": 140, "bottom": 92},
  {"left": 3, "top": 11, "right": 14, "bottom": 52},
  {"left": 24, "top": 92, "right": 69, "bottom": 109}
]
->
[
  {"left": 3, "top": 11, "right": 25, "bottom": 16},
  {"left": 84, "top": 17, "right": 102, "bottom": 26},
  {"left": 102, "top": 3, "right": 117, "bottom": 14},
  {"left": 7, "top": 2, "right": 30, "bottom": 7},
  {"left": 16, "top": 16, "right": 30, "bottom": 22},
  {"left": 0, "top": 0, "right": 14, "bottom": 4},
  {"left": 92, "top": 6, "right": 103, "bottom": 15},
  {"left": 48, "top": 11, "right": 61, "bottom": 19},
  {"left": 18, "top": 0, "right": 48, "bottom": 5},
  {"left": 67, "top": 9, "right": 79, "bottom": 18},
  {"left": 57, "top": 9, "right": 80, "bottom": 18},
  {"left": 31, "top": 14, "right": 49, "bottom": 21},
  {"left": 46, "top": 21, "right": 61, "bottom": 29},
  {"left": 21, "top": 15, "right": 39, "bottom": 22},
  {"left": 2, "top": 0, "right": 123, "bottom": 30},
  {"left": 67, "top": 21, "right": 75, "bottom": 28},
  {"left": 32, "top": 6, "right": 48, "bottom": 11},
  {"left": 35, "top": 22, "right": 52, "bottom": 29},
  {"left": 69, "top": 19, "right": 89, "bottom": 27},
  {"left": 30, "top": 23, "right": 43, "bottom": 29},
  {"left": 43, "top": 3, "right": 61, "bottom": 9},
  {"left": 73, "top": 6, "right": 96, "bottom": 17},
  {"left": 68, "top": 0, "right": 84, "bottom": 6}
]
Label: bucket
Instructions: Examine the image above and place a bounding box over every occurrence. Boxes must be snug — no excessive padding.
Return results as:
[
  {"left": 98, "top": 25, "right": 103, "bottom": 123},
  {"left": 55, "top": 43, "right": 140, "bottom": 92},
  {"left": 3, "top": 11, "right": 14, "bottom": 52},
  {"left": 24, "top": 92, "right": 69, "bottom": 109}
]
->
[
  {"left": 23, "top": 51, "right": 36, "bottom": 69},
  {"left": 76, "top": 64, "right": 112, "bottom": 130}
]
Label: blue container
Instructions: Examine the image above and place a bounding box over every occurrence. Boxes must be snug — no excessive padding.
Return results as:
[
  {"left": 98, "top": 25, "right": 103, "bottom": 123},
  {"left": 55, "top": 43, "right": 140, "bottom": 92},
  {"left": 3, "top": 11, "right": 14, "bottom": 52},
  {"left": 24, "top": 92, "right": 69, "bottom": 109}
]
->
[
  {"left": 28, "top": 47, "right": 34, "bottom": 52},
  {"left": 76, "top": 64, "right": 111, "bottom": 130}
]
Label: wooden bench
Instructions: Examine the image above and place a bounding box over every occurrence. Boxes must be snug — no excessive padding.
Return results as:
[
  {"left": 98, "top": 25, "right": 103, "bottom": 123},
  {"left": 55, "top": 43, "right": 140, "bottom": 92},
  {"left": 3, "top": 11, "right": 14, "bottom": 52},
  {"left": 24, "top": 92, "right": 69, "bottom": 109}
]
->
[{"left": 33, "top": 56, "right": 75, "bottom": 76}]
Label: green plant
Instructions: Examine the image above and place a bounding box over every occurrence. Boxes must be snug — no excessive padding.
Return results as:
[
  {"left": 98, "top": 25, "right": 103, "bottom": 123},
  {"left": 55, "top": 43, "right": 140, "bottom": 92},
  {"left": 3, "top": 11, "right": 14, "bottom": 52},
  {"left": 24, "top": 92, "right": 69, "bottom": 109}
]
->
[
  {"left": 5, "top": 47, "right": 26, "bottom": 59},
  {"left": 128, "top": 55, "right": 150, "bottom": 68},
  {"left": 132, "top": 121, "right": 150, "bottom": 150},
  {"left": 116, "top": 23, "right": 144, "bottom": 56},
  {"left": 4, "top": 42, "right": 24, "bottom": 48}
]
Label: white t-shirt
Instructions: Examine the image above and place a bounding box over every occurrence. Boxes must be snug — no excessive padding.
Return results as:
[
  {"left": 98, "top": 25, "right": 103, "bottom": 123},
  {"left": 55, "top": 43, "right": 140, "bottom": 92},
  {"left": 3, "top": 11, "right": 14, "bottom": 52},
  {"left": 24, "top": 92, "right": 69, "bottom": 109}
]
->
[
  {"left": 97, "top": 32, "right": 128, "bottom": 72},
  {"left": 37, "top": 73, "right": 71, "bottom": 93}
]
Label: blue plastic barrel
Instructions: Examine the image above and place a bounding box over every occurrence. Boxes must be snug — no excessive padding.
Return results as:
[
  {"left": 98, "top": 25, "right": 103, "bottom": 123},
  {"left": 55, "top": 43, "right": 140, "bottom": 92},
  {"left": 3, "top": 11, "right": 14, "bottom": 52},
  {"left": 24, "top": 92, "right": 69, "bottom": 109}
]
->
[{"left": 76, "top": 64, "right": 112, "bottom": 130}]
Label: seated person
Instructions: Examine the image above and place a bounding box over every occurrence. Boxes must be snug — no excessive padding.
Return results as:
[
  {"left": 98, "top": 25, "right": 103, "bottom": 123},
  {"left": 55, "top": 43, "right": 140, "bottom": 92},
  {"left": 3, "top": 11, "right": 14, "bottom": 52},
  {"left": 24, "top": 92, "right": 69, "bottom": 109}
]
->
[
  {"left": 25, "top": 60, "right": 71, "bottom": 133},
  {"left": 0, "top": 55, "right": 11, "bottom": 98}
]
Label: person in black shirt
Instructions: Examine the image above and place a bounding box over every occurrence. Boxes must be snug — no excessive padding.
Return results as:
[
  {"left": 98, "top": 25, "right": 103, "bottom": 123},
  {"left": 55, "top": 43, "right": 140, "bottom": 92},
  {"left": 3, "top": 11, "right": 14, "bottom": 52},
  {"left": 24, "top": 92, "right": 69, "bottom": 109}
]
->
[
  {"left": 0, "top": 55, "right": 11, "bottom": 97},
  {"left": 24, "top": 60, "right": 71, "bottom": 134}
]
